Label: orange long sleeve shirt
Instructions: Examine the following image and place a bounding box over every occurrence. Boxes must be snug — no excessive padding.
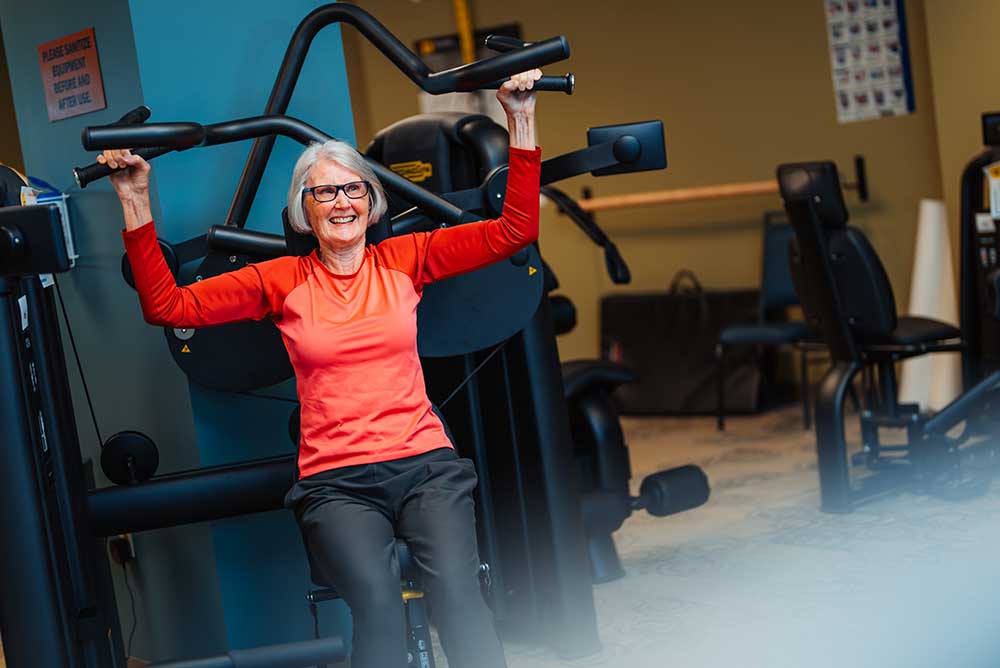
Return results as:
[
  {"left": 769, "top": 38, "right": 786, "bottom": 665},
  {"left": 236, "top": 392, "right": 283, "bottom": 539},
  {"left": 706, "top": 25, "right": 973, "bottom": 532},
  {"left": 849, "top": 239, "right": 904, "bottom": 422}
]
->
[{"left": 123, "top": 147, "right": 540, "bottom": 478}]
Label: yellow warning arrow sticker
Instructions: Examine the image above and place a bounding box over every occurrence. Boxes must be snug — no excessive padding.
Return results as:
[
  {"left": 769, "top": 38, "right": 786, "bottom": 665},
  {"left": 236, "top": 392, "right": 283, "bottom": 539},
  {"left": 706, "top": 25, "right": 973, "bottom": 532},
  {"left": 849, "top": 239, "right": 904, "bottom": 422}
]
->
[
  {"left": 181, "top": 344, "right": 191, "bottom": 353},
  {"left": 528, "top": 266, "right": 538, "bottom": 276}
]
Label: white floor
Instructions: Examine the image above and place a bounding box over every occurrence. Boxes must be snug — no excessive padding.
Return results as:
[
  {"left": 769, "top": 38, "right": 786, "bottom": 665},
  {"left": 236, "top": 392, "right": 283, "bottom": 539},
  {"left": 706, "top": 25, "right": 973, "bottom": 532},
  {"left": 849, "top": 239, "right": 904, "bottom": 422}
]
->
[{"left": 493, "top": 408, "right": 1000, "bottom": 668}]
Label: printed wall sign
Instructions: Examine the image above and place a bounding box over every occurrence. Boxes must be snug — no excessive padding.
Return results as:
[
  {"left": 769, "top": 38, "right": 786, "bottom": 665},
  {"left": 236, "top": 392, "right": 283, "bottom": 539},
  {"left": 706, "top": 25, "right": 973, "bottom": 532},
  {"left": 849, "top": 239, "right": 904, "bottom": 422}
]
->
[
  {"left": 37, "top": 27, "right": 107, "bottom": 122},
  {"left": 825, "top": 0, "right": 915, "bottom": 124}
]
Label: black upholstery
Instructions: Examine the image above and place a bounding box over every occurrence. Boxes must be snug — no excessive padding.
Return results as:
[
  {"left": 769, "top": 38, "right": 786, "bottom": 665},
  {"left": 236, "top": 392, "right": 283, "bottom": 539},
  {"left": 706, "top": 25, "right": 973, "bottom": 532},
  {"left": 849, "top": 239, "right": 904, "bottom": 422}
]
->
[
  {"left": 779, "top": 161, "right": 958, "bottom": 351},
  {"left": 716, "top": 212, "right": 820, "bottom": 430},
  {"left": 282, "top": 208, "right": 319, "bottom": 256},
  {"left": 718, "top": 321, "right": 810, "bottom": 346},
  {"left": 366, "top": 112, "right": 507, "bottom": 217},
  {"left": 561, "top": 360, "right": 638, "bottom": 401},
  {"left": 777, "top": 161, "right": 849, "bottom": 229},
  {"left": 550, "top": 295, "right": 578, "bottom": 336},
  {"left": 885, "top": 316, "right": 961, "bottom": 345},
  {"left": 828, "top": 227, "right": 897, "bottom": 340}
]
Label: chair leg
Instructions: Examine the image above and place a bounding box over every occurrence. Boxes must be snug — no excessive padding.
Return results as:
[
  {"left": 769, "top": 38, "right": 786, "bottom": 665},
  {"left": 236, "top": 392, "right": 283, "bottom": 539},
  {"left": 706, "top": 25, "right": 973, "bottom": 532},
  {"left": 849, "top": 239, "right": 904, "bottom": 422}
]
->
[
  {"left": 800, "top": 347, "right": 812, "bottom": 430},
  {"left": 716, "top": 344, "right": 726, "bottom": 431}
]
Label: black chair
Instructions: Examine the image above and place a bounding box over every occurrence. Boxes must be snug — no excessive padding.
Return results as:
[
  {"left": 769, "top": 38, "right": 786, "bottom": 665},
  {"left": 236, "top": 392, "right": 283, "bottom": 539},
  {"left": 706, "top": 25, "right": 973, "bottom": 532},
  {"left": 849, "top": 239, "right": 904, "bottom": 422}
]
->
[
  {"left": 715, "top": 212, "right": 819, "bottom": 431},
  {"left": 776, "top": 161, "right": 982, "bottom": 512}
]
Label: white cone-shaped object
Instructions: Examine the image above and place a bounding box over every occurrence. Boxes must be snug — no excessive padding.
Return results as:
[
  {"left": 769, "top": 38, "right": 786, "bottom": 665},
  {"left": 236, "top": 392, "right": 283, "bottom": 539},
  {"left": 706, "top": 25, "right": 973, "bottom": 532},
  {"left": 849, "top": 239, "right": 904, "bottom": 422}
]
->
[{"left": 898, "top": 199, "right": 962, "bottom": 411}]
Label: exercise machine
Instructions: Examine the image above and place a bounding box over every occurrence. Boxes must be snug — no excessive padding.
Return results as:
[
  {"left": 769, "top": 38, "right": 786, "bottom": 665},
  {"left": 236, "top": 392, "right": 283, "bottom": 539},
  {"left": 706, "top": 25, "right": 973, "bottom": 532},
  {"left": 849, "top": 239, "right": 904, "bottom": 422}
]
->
[
  {"left": 362, "top": 109, "right": 708, "bottom": 587},
  {"left": 777, "top": 160, "right": 998, "bottom": 513}
]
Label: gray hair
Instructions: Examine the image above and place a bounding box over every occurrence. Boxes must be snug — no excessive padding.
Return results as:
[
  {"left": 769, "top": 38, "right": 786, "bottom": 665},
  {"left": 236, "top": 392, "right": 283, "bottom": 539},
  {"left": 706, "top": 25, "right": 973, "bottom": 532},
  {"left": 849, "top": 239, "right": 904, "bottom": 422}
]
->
[{"left": 286, "top": 139, "right": 388, "bottom": 235}]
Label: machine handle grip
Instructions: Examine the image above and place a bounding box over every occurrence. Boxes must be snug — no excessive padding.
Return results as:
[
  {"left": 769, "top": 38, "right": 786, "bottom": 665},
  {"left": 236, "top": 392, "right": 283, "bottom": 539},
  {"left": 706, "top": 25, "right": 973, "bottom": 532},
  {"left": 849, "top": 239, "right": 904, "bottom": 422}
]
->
[
  {"left": 73, "top": 146, "right": 172, "bottom": 188},
  {"left": 483, "top": 73, "right": 574, "bottom": 95},
  {"left": 81, "top": 122, "right": 205, "bottom": 151},
  {"left": 483, "top": 34, "right": 528, "bottom": 53},
  {"left": 440, "top": 36, "right": 569, "bottom": 92},
  {"left": 113, "top": 105, "right": 152, "bottom": 126}
]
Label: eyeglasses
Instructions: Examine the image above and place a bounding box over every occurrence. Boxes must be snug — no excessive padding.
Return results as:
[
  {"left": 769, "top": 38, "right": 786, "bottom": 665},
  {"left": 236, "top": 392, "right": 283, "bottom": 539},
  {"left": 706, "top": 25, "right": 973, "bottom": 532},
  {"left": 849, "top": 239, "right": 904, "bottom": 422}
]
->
[{"left": 302, "top": 180, "right": 371, "bottom": 203}]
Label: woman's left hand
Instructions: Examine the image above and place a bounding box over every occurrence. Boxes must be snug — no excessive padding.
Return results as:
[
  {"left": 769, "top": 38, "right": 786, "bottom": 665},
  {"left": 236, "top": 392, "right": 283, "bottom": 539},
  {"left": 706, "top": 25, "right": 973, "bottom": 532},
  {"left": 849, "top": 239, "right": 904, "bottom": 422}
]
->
[{"left": 496, "top": 69, "right": 543, "bottom": 117}]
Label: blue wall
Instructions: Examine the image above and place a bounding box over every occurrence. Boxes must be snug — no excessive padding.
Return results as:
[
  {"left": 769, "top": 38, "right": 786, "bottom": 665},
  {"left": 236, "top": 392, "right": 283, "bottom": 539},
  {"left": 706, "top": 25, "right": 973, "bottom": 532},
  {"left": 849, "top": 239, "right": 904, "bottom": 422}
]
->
[
  {"left": 2, "top": 0, "right": 356, "bottom": 661},
  {"left": 125, "top": 0, "right": 356, "bottom": 652},
  {"left": 0, "top": 0, "right": 227, "bottom": 661}
]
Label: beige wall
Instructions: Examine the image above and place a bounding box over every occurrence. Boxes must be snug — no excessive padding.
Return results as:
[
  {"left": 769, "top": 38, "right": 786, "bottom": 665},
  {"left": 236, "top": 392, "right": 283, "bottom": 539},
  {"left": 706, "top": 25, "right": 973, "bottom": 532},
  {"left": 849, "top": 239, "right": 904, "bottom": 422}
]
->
[
  {"left": 0, "top": 26, "right": 25, "bottom": 173},
  {"left": 346, "top": 0, "right": 942, "bottom": 359},
  {"left": 924, "top": 1, "right": 1000, "bottom": 263}
]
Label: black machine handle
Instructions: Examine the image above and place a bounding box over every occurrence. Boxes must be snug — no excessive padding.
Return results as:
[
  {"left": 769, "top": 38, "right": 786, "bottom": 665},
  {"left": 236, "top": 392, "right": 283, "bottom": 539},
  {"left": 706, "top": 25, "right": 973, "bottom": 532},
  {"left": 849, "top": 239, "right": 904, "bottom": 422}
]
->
[
  {"left": 112, "top": 105, "right": 152, "bottom": 127},
  {"left": 484, "top": 34, "right": 530, "bottom": 53},
  {"left": 223, "top": 3, "right": 572, "bottom": 231},
  {"left": 482, "top": 34, "right": 574, "bottom": 94},
  {"left": 75, "top": 115, "right": 472, "bottom": 228},
  {"left": 73, "top": 146, "right": 172, "bottom": 188},
  {"left": 541, "top": 185, "right": 630, "bottom": 284},
  {"left": 482, "top": 73, "right": 574, "bottom": 94},
  {"left": 72, "top": 106, "right": 164, "bottom": 186},
  {"left": 276, "top": 5, "right": 570, "bottom": 96},
  {"left": 81, "top": 122, "right": 205, "bottom": 151},
  {"left": 435, "top": 36, "right": 571, "bottom": 92}
]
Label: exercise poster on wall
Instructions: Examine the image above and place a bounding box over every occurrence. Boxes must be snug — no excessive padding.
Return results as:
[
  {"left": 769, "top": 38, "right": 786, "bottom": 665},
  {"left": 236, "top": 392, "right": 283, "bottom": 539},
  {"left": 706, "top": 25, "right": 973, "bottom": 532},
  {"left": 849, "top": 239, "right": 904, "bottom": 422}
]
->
[
  {"left": 37, "top": 27, "right": 107, "bottom": 122},
  {"left": 825, "top": 0, "right": 915, "bottom": 124}
]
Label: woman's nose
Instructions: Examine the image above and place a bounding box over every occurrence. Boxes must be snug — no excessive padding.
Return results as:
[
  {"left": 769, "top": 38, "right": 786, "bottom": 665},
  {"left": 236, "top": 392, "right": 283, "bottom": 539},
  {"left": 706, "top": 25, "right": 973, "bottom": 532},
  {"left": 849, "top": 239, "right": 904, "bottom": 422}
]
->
[{"left": 330, "top": 190, "right": 351, "bottom": 206}]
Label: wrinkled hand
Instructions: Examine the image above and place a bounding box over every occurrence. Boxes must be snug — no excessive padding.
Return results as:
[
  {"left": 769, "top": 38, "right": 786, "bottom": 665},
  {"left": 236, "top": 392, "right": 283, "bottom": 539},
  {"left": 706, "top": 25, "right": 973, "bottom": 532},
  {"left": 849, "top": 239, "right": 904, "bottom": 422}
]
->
[
  {"left": 96, "top": 149, "right": 150, "bottom": 201},
  {"left": 496, "top": 69, "right": 542, "bottom": 117}
]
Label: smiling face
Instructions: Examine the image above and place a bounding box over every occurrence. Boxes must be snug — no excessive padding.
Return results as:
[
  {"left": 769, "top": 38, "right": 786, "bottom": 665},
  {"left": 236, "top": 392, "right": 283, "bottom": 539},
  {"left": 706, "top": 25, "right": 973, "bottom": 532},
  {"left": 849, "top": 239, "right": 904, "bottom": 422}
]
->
[{"left": 303, "top": 159, "right": 372, "bottom": 253}]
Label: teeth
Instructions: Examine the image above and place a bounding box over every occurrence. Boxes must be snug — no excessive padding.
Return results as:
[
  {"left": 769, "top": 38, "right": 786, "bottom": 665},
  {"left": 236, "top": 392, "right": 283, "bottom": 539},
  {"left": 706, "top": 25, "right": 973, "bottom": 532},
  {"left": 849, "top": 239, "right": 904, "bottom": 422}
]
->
[{"left": 329, "top": 216, "right": 356, "bottom": 224}]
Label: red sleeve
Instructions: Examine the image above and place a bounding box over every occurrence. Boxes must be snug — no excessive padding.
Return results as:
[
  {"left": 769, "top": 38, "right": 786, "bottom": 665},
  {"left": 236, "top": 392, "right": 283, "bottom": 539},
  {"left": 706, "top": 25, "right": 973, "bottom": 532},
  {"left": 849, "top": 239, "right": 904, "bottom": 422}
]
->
[
  {"left": 122, "top": 222, "right": 280, "bottom": 327},
  {"left": 374, "top": 146, "right": 540, "bottom": 290}
]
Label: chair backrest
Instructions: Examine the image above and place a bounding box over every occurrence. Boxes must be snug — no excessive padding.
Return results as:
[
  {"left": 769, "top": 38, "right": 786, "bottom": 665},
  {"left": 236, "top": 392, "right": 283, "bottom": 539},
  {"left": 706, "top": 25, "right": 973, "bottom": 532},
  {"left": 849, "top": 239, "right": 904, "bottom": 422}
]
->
[
  {"left": 365, "top": 112, "right": 509, "bottom": 218},
  {"left": 778, "top": 161, "right": 897, "bottom": 361},
  {"left": 758, "top": 211, "right": 799, "bottom": 316}
]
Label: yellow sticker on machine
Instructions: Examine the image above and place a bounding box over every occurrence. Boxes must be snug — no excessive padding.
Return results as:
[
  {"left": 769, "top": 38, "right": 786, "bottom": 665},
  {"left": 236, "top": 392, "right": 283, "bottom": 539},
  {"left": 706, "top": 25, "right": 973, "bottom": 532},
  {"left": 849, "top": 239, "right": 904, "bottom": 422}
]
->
[
  {"left": 181, "top": 344, "right": 191, "bottom": 353},
  {"left": 983, "top": 161, "right": 1000, "bottom": 219},
  {"left": 389, "top": 160, "right": 433, "bottom": 183},
  {"left": 528, "top": 266, "right": 538, "bottom": 276}
]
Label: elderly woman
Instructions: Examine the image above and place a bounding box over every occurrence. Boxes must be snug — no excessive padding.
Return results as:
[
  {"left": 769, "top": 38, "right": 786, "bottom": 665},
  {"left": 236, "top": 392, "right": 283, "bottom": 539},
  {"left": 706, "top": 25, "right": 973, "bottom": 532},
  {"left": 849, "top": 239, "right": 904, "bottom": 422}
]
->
[{"left": 99, "top": 69, "right": 542, "bottom": 668}]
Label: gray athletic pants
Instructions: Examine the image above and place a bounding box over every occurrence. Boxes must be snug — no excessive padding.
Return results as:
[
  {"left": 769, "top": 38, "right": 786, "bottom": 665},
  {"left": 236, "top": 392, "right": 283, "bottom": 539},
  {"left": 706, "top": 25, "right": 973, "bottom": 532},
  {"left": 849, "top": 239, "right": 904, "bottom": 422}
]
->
[{"left": 284, "top": 447, "right": 506, "bottom": 668}]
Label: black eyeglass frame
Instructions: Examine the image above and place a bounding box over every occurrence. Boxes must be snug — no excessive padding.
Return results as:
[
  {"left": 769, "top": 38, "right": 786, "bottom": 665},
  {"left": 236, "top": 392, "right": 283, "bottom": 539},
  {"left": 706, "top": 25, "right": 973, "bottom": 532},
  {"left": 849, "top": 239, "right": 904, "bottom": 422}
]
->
[{"left": 302, "top": 180, "right": 372, "bottom": 203}]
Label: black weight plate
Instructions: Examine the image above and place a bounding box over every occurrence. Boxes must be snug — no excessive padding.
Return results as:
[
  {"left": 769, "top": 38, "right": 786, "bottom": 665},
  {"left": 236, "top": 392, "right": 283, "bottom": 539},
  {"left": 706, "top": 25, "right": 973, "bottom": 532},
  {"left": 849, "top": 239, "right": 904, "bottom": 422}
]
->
[
  {"left": 417, "top": 244, "right": 544, "bottom": 357},
  {"left": 164, "top": 252, "right": 293, "bottom": 392}
]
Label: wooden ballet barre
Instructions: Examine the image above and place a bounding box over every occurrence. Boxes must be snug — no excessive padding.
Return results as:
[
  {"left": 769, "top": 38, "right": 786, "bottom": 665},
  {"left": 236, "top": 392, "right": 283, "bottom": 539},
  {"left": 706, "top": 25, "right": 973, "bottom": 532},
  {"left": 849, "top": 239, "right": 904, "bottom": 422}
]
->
[{"left": 575, "top": 155, "right": 868, "bottom": 213}]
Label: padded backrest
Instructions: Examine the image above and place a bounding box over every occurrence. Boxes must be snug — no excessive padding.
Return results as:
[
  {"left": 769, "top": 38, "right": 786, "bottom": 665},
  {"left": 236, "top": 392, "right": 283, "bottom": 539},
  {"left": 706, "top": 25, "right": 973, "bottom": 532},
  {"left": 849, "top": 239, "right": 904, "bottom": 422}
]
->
[
  {"left": 828, "top": 227, "right": 898, "bottom": 339},
  {"left": 759, "top": 213, "right": 799, "bottom": 313},
  {"left": 365, "top": 112, "right": 509, "bottom": 218},
  {"left": 778, "top": 160, "right": 850, "bottom": 229},
  {"left": 780, "top": 161, "right": 898, "bottom": 352},
  {"left": 778, "top": 162, "right": 859, "bottom": 361}
]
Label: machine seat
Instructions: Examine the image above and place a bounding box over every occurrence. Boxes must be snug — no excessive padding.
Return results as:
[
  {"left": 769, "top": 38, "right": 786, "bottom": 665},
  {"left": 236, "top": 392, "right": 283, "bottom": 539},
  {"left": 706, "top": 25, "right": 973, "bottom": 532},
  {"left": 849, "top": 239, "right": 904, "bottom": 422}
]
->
[
  {"left": 561, "top": 360, "right": 638, "bottom": 401},
  {"left": 864, "top": 316, "right": 961, "bottom": 346},
  {"left": 718, "top": 321, "right": 811, "bottom": 346}
]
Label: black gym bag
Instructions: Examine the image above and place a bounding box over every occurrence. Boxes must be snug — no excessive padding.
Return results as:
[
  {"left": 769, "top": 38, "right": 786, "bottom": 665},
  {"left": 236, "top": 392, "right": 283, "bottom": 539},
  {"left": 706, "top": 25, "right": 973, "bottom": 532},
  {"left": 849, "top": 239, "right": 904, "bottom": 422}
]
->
[{"left": 600, "top": 270, "right": 761, "bottom": 415}]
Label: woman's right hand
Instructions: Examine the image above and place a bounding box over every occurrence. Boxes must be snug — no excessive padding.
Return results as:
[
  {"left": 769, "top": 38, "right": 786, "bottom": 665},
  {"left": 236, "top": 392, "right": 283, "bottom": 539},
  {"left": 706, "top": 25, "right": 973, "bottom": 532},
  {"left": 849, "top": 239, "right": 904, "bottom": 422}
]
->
[
  {"left": 98, "top": 149, "right": 154, "bottom": 231},
  {"left": 97, "top": 149, "right": 150, "bottom": 202}
]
